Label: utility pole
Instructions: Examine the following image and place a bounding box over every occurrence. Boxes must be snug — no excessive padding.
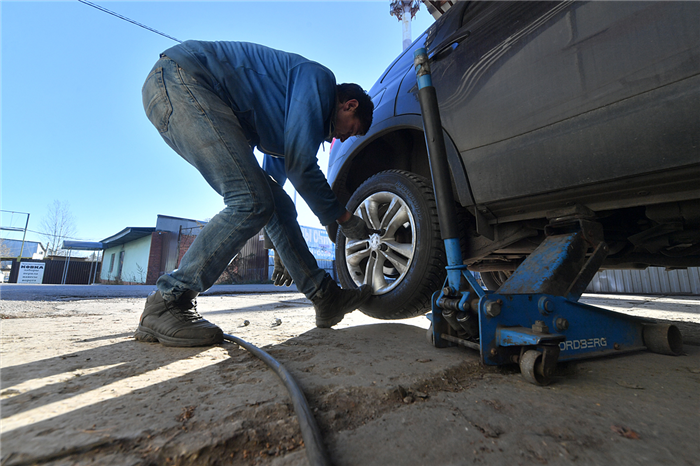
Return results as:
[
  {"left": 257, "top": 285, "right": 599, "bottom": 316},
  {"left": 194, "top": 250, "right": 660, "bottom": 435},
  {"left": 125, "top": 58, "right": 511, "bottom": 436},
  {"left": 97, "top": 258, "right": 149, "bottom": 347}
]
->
[{"left": 390, "top": 0, "right": 421, "bottom": 51}]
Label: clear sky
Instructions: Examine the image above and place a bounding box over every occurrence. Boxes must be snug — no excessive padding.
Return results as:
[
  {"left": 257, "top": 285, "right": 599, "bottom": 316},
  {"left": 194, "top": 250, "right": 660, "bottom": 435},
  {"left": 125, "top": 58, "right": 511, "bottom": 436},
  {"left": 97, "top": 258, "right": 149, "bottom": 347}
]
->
[{"left": 1, "top": 0, "right": 435, "bottom": 248}]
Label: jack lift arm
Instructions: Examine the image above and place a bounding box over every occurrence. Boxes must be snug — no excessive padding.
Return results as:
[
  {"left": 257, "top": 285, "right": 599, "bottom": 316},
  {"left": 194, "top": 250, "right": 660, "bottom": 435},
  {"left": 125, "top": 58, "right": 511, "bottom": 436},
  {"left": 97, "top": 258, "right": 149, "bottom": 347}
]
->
[{"left": 413, "top": 48, "right": 683, "bottom": 385}]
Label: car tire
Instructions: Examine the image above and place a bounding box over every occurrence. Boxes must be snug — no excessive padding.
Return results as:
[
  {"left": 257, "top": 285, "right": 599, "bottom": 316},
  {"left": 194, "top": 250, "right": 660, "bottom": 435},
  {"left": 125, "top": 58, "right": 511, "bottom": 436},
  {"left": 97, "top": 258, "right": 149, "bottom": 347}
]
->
[
  {"left": 481, "top": 271, "right": 512, "bottom": 291},
  {"left": 335, "top": 170, "right": 446, "bottom": 319}
]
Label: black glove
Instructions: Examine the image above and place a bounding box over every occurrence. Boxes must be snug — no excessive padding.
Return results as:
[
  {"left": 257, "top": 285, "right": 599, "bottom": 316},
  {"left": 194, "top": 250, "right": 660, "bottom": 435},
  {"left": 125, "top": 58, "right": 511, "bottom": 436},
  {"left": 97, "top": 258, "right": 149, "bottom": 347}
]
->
[
  {"left": 272, "top": 250, "right": 293, "bottom": 286},
  {"left": 339, "top": 214, "right": 370, "bottom": 240}
]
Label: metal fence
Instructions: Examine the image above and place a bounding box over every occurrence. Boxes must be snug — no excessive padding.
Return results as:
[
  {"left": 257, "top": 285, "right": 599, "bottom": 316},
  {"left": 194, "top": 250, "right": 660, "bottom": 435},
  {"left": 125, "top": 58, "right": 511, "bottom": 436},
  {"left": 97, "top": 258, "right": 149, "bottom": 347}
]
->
[
  {"left": 214, "top": 233, "right": 268, "bottom": 284},
  {"left": 7, "top": 259, "right": 101, "bottom": 284}
]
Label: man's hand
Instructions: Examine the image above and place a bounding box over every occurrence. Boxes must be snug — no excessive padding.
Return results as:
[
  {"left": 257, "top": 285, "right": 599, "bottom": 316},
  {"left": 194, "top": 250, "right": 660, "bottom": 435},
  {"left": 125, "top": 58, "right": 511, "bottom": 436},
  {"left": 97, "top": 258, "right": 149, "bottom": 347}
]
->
[
  {"left": 272, "top": 251, "right": 293, "bottom": 286},
  {"left": 338, "top": 214, "right": 370, "bottom": 240}
]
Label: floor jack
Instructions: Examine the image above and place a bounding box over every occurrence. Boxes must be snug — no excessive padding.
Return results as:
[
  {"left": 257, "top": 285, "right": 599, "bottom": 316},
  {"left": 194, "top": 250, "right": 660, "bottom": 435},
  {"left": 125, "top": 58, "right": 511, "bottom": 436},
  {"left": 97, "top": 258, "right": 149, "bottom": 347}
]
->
[{"left": 413, "top": 48, "right": 683, "bottom": 385}]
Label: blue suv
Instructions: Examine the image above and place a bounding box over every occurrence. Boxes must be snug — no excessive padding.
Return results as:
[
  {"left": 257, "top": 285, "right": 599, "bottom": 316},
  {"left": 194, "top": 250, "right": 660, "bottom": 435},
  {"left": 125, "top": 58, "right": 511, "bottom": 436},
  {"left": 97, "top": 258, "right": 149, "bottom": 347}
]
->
[{"left": 327, "top": 1, "right": 700, "bottom": 319}]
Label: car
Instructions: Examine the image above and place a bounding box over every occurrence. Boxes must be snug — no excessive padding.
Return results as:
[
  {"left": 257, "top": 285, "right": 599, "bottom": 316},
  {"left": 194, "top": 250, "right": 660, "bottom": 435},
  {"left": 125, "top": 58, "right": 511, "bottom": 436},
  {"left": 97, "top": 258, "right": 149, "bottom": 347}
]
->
[{"left": 326, "top": 1, "right": 700, "bottom": 320}]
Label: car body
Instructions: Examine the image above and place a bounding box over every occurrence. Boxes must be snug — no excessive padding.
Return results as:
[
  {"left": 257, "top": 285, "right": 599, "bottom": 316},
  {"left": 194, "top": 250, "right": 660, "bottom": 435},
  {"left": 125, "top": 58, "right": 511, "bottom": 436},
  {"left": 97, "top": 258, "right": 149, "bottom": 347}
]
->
[{"left": 327, "top": 1, "right": 700, "bottom": 318}]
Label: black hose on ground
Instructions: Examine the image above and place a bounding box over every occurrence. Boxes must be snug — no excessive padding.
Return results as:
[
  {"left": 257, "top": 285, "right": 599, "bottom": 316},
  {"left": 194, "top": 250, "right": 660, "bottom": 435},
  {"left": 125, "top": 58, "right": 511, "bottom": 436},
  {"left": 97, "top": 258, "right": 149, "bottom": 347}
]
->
[{"left": 222, "top": 333, "right": 331, "bottom": 466}]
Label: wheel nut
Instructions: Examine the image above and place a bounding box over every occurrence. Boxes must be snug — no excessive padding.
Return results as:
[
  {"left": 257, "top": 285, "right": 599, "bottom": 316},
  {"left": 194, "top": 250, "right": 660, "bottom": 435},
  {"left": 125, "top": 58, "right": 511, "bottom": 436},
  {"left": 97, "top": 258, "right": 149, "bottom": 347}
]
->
[
  {"left": 555, "top": 318, "right": 569, "bottom": 331},
  {"left": 532, "top": 320, "right": 549, "bottom": 334},
  {"left": 538, "top": 296, "right": 554, "bottom": 315},
  {"left": 485, "top": 300, "right": 501, "bottom": 317}
]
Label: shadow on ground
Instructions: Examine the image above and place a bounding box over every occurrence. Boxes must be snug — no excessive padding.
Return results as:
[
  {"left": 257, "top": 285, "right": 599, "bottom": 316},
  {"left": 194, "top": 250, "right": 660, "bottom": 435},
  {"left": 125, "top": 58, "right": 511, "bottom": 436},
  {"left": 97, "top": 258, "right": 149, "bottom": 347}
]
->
[{"left": 2, "top": 322, "right": 699, "bottom": 466}]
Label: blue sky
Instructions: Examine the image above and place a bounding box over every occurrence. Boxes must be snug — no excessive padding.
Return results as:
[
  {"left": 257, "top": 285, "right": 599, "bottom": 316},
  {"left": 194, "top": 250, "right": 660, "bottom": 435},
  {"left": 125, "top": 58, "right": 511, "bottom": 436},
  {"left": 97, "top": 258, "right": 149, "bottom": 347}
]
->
[{"left": 1, "top": 0, "right": 434, "bottom": 247}]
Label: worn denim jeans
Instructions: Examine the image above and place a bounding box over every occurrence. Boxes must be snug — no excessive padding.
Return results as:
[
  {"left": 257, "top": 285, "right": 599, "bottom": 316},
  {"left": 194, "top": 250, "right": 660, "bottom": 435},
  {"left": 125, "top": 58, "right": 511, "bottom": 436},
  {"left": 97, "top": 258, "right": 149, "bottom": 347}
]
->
[{"left": 142, "top": 56, "right": 327, "bottom": 301}]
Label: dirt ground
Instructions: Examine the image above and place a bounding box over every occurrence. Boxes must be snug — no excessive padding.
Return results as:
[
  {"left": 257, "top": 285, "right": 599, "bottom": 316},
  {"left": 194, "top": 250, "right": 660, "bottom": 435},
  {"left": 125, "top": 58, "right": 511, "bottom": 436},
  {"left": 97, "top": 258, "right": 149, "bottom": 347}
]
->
[{"left": 1, "top": 285, "right": 699, "bottom": 466}]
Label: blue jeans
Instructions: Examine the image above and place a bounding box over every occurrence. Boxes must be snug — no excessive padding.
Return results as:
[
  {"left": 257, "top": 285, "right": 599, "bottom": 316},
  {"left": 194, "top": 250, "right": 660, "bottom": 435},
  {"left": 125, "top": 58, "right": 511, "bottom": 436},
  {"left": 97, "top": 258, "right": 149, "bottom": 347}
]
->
[{"left": 142, "top": 56, "right": 327, "bottom": 301}]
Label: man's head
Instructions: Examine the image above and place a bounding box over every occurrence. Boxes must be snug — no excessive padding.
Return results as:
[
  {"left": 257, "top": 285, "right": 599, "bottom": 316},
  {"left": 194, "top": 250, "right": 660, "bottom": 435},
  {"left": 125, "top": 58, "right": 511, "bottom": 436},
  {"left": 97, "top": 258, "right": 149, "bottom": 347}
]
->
[{"left": 333, "top": 83, "right": 374, "bottom": 142}]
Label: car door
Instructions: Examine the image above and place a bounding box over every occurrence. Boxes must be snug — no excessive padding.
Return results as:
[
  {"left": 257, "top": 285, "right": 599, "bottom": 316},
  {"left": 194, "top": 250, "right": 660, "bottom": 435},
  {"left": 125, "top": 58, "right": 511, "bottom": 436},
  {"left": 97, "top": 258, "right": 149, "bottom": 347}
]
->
[{"left": 427, "top": 1, "right": 700, "bottom": 209}]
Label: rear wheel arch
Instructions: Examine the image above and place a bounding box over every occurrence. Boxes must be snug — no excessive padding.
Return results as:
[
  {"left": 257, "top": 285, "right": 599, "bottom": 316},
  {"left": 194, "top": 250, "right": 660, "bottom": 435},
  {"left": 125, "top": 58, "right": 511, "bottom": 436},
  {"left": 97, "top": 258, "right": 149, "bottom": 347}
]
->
[
  {"left": 344, "top": 128, "right": 431, "bottom": 196},
  {"left": 341, "top": 127, "right": 474, "bottom": 203},
  {"left": 328, "top": 127, "right": 429, "bottom": 242}
]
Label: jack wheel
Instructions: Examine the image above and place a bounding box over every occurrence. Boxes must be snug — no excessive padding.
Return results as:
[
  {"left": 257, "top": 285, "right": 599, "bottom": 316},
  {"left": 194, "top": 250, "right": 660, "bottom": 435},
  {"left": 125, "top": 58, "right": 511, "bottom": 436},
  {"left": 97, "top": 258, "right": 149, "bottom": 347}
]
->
[
  {"left": 643, "top": 323, "right": 683, "bottom": 355},
  {"left": 520, "top": 350, "right": 551, "bottom": 386}
]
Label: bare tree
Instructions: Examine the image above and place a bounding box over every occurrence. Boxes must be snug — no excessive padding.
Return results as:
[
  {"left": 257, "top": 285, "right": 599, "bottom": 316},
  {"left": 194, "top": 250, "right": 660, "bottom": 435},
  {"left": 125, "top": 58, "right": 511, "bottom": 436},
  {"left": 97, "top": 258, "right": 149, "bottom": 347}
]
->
[{"left": 41, "top": 200, "right": 77, "bottom": 256}]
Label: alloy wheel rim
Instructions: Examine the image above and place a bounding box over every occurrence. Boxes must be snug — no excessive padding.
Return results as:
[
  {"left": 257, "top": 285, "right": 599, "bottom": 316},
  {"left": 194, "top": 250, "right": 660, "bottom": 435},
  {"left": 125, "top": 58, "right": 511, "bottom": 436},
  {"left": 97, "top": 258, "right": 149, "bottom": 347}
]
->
[{"left": 344, "top": 191, "right": 416, "bottom": 294}]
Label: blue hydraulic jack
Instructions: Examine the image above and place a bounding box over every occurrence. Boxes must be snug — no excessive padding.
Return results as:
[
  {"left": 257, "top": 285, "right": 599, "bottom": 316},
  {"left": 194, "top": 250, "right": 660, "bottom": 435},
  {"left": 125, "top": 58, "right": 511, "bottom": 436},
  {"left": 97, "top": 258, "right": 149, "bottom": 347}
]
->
[{"left": 413, "top": 49, "right": 683, "bottom": 385}]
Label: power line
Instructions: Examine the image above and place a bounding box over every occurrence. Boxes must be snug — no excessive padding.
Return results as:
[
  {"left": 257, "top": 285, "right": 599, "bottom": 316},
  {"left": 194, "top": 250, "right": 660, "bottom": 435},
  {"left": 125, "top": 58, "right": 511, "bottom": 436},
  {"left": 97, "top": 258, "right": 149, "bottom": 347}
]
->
[
  {"left": 77, "top": 0, "right": 182, "bottom": 43},
  {"left": 2, "top": 229, "right": 94, "bottom": 242},
  {"left": 26, "top": 229, "right": 86, "bottom": 241}
]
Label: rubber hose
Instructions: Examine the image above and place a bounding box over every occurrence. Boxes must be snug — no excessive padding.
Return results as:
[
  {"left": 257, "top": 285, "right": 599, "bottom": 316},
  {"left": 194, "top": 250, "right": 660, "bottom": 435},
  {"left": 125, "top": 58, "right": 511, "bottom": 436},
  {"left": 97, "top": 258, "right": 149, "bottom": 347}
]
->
[{"left": 222, "top": 333, "right": 331, "bottom": 466}]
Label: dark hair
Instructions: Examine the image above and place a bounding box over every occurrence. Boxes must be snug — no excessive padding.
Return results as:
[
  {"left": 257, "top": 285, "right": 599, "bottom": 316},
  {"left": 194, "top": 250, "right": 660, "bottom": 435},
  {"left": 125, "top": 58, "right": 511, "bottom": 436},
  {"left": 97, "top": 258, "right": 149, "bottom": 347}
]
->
[{"left": 337, "top": 83, "right": 374, "bottom": 135}]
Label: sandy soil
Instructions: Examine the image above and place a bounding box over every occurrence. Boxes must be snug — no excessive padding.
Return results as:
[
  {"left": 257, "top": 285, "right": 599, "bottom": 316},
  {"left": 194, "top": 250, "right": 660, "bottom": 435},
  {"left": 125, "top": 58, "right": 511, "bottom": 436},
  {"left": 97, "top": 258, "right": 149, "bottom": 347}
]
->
[{"left": 1, "top": 289, "right": 699, "bottom": 465}]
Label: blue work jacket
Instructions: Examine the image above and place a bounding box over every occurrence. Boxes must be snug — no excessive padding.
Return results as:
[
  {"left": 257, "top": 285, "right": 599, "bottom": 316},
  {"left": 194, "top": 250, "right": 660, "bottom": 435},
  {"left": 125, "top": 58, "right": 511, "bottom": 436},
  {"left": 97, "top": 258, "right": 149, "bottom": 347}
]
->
[
  {"left": 263, "top": 154, "right": 287, "bottom": 187},
  {"left": 162, "top": 40, "right": 344, "bottom": 226}
]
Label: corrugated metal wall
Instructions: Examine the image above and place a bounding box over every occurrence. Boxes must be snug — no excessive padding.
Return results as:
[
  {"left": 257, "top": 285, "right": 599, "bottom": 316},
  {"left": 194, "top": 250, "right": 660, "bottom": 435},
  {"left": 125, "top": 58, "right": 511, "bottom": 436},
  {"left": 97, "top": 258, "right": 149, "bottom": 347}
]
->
[
  {"left": 212, "top": 232, "right": 268, "bottom": 284},
  {"left": 231, "top": 232, "right": 268, "bottom": 283},
  {"left": 175, "top": 231, "right": 268, "bottom": 284},
  {"left": 586, "top": 267, "right": 700, "bottom": 295}
]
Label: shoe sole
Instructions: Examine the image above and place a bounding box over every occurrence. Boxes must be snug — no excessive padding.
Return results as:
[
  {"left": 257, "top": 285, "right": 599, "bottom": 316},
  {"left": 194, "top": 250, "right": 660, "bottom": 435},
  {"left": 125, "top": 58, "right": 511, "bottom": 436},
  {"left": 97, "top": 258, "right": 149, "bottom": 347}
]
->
[{"left": 134, "top": 325, "right": 223, "bottom": 347}]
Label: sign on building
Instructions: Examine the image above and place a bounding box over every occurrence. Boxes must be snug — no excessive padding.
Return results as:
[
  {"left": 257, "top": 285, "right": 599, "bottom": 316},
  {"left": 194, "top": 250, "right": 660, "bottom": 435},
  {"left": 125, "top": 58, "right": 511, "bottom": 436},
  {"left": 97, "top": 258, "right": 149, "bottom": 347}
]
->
[
  {"left": 17, "top": 262, "right": 45, "bottom": 284},
  {"left": 300, "top": 226, "right": 334, "bottom": 260}
]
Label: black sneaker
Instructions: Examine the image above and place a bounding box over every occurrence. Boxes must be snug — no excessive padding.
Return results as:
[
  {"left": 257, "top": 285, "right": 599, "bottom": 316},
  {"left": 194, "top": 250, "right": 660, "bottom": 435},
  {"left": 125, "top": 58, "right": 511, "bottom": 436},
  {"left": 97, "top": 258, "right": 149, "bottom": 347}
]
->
[
  {"left": 311, "top": 277, "right": 372, "bottom": 328},
  {"left": 134, "top": 290, "right": 223, "bottom": 347}
]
